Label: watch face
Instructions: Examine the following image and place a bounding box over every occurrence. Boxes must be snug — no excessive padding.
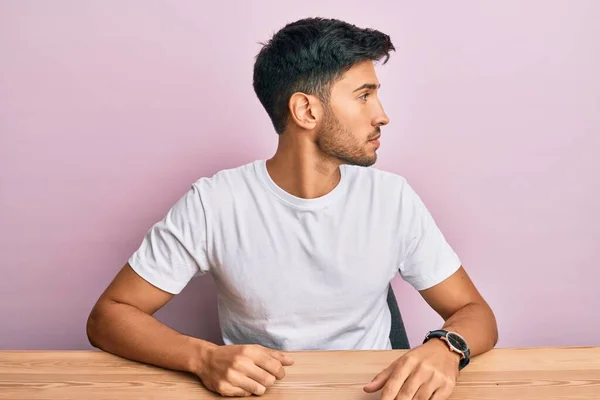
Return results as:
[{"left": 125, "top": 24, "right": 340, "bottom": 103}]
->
[{"left": 447, "top": 333, "right": 468, "bottom": 352}]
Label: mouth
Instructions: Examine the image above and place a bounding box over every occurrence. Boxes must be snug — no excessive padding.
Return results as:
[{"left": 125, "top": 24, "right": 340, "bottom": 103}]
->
[{"left": 368, "top": 135, "right": 381, "bottom": 149}]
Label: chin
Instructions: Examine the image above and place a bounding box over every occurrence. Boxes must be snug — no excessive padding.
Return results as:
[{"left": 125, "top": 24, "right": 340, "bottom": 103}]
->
[{"left": 346, "top": 155, "right": 377, "bottom": 167}]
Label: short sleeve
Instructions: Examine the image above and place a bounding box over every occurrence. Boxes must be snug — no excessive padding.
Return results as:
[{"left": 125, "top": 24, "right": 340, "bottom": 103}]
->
[
  {"left": 128, "top": 183, "right": 210, "bottom": 294},
  {"left": 397, "top": 180, "right": 462, "bottom": 291}
]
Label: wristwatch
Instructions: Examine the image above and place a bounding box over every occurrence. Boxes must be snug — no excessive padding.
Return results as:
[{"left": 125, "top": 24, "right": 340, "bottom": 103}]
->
[{"left": 423, "top": 330, "right": 471, "bottom": 371}]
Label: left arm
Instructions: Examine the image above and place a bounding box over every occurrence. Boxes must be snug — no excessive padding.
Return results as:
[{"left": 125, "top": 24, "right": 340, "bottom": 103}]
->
[
  {"left": 364, "top": 266, "right": 498, "bottom": 400},
  {"left": 420, "top": 265, "right": 498, "bottom": 357}
]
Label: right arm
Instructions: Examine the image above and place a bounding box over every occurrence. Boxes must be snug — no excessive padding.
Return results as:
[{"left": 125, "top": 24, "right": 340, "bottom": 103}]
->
[
  {"left": 87, "top": 263, "right": 294, "bottom": 396},
  {"left": 86, "top": 262, "right": 210, "bottom": 375}
]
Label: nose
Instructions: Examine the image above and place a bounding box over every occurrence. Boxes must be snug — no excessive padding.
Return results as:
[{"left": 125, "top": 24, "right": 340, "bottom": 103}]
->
[{"left": 373, "top": 103, "right": 390, "bottom": 127}]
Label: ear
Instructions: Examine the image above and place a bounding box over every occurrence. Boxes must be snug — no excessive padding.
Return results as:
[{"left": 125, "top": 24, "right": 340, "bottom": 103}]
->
[{"left": 287, "top": 92, "right": 323, "bottom": 131}]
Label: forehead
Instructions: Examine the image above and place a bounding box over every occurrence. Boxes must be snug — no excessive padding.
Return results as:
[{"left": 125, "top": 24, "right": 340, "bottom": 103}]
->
[{"left": 332, "top": 60, "right": 379, "bottom": 93}]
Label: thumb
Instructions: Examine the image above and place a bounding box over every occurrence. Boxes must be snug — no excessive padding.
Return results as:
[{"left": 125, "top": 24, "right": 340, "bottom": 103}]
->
[
  {"left": 363, "top": 365, "right": 393, "bottom": 393},
  {"left": 270, "top": 350, "right": 295, "bottom": 366}
]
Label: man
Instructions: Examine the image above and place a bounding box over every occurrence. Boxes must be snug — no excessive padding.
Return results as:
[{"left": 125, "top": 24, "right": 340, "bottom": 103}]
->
[{"left": 87, "top": 17, "right": 498, "bottom": 400}]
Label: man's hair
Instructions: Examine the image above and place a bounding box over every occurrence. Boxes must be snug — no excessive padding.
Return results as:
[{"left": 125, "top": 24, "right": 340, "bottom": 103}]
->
[{"left": 252, "top": 17, "right": 395, "bottom": 135}]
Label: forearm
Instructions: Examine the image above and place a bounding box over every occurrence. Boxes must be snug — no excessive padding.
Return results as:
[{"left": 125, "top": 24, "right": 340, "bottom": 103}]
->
[
  {"left": 86, "top": 300, "right": 215, "bottom": 374},
  {"left": 441, "top": 301, "right": 498, "bottom": 357}
]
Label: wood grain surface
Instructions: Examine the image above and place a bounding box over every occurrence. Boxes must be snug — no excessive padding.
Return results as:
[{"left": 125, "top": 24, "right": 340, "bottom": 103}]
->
[{"left": 1, "top": 347, "right": 599, "bottom": 399}]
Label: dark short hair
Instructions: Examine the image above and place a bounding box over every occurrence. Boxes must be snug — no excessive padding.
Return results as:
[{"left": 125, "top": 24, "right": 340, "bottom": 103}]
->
[{"left": 252, "top": 17, "right": 395, "bottom": 134}]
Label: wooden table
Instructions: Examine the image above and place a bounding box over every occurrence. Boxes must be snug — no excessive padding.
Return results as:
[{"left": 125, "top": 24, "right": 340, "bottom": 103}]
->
[{"left": 1, "top": 347, "right": 599, "bottom": 399}]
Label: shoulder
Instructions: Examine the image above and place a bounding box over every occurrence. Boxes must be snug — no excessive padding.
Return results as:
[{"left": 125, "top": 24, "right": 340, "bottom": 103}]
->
[
  {"left": 192, "top": 161, "right": 258, "bottom": 191},
  {"left": 342, "top": 165, "right": 426, "bottom": 217},
  {"left": 343, "top": 164, "right": 407, "bottom": 182},
  {"left": 342, "top": 164, "right": 411, "bottom": 193},
  {"left": 188, "top": 161, "right": 260, "bottom": 213}
]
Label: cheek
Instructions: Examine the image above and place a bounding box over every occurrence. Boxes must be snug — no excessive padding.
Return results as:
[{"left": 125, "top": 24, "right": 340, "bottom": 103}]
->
[
  {"left": 333, "top": 98, "right": 361, "bottom": 118},
  {"left": 331, "top": 104, "right": 364, "bottom": 130}
]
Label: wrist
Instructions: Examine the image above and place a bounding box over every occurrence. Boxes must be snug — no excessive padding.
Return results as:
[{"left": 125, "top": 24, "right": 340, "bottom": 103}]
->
[
  {"left": 186, "top": 336, "right": 217, "bottom": 376},
  {"left": 423, "top": 329, "right": 470, "bottom": 371},
  {"left": 425, "top": 337, "right": 461, "bottom": 366}
]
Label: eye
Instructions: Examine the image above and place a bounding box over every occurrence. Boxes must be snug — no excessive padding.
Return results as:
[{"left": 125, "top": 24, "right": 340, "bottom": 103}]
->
[{"left": 359, "top": 92, "right": 370, "bottom": 101}]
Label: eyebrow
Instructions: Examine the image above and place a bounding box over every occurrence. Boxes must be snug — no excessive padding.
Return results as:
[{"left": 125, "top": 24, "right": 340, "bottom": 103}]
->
[{"left": 352, "top": 83, "right": 381, "bottom": 92}]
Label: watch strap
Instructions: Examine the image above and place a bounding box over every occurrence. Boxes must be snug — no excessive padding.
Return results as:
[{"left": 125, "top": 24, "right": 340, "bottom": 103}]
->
[{"left": 423, "top": 330, "right": 471, "bottom": 371}]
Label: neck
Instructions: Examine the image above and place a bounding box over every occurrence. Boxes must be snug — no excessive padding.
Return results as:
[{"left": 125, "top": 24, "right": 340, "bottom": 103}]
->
[{"left": 266, "top": 132, "right": 342, "bottom": 199}]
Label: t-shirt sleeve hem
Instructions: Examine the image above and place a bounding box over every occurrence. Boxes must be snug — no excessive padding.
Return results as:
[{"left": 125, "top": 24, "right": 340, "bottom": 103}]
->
[
  {"left": 128, "top": 255, "right": 188, "bottom": 295},
  {"left": 407, "top": 260, "right": 462, "bottom": 291}
]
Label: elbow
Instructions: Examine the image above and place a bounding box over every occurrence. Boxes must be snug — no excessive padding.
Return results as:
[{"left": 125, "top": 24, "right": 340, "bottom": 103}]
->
[
  {"left": 490, "top": 322, "right": 499, "bottom": 349},
  {"left": 470, "top": 300, "right": 499, "bottom": 349},
  {"left": 86, "top": 305, "right": 104, "bottom": 349},
  {"left": 493, "top": 320, "right": 499, "bottom": 348},
  {"left": 487, "top": 303, "right": 499, "bottom": 348}
]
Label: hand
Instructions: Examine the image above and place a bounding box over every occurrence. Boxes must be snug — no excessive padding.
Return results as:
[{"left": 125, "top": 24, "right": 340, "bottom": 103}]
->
[
  {"left": 363, "top": 339, "right": 460, "bottom": 400},
  {"left": 196, "top": 344, "right": 295, "bottom": 397}
]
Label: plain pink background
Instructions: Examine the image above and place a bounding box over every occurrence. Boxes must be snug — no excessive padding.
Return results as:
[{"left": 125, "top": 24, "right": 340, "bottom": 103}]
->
[{"left": 1, "top": 1, "right": 598, "bottom": 350}]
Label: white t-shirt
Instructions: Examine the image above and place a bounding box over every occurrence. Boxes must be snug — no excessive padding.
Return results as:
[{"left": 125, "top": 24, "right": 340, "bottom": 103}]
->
[{"left": 128, "top": 160, "right": 461, "bottom": 350}]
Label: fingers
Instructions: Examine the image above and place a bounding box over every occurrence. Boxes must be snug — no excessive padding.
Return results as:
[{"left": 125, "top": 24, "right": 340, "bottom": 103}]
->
[
  {"left": 234, "top": 374, "right": 267, "bottom": 396},
  {"left": 239, "top": 362, "right": 278, "bottom": 388},
  {"left": 378, "top": 362, "right": 413, "bottom": 400},
  {"left": 227, "top": 345, "right": 294, "bottom": 397},
  {"left": 219, "top": 370, "right": 265, "bottom": 396},
  {"left": 395, "top": 374, "right": 424, "bottom": 400},
  {"left": 370, "top": 358, "right": 455, "bottom": 400},
  {"left": 430, "top": 386, "right": 454, "bottom": 400},
  {"left": 250, "top": 347, "right": 293, "bottom": 380},
  {"left": 362, "top": 364, "right": 394, "bottom": 393},
  {"left": 205, "top": 345, "right": 295, "bottom": 397},
  {"left": 212, "top": 379, "right": 252, "bottom": 397},
  {"left": 268, "top": 348, "right": 295, "bottom": 366}
]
